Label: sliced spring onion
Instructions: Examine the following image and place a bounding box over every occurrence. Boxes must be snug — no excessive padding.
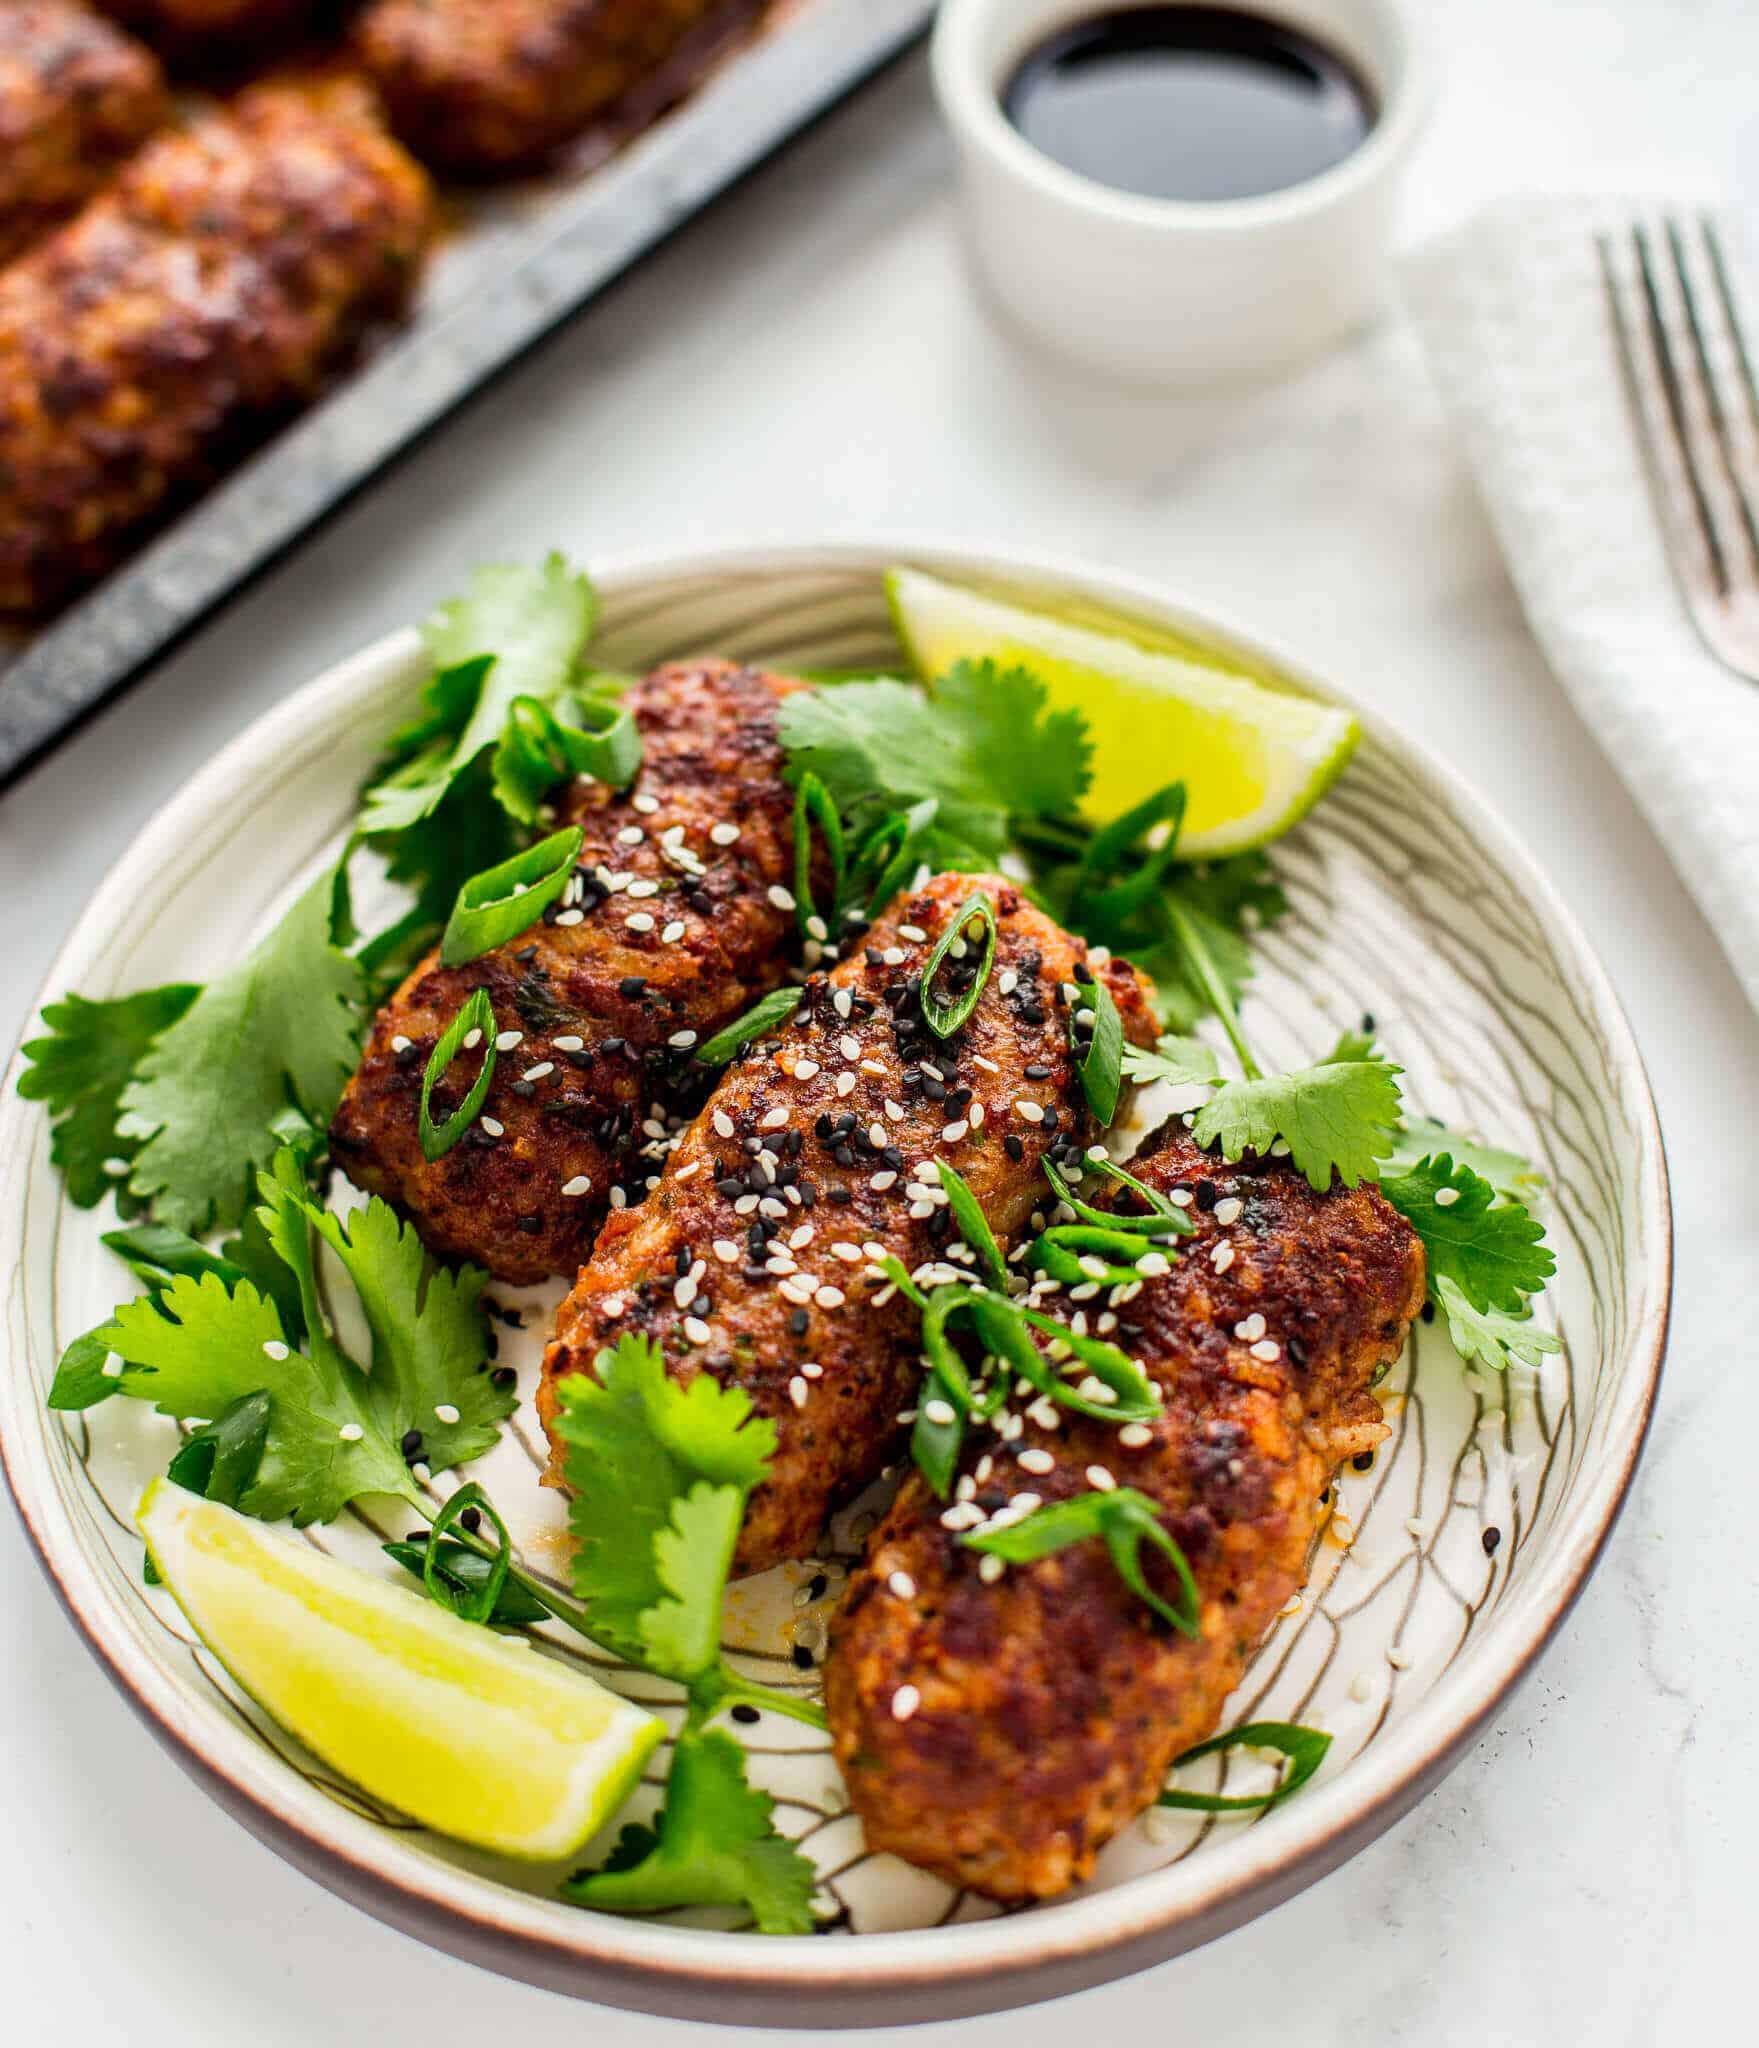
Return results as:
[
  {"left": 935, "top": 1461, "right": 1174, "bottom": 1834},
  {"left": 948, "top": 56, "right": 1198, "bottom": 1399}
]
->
[
  {"left": 505, "top": 692, "right": 641, "bottom": 791},
  {"left": 961, "top": 1486, "right": 1200, "bottom": 1636},
  {"left": 693, "top": 986, "right": 804, "bottom": 1067},
  {"left": 920, "top": 890, "right": 997, "bottom": 1038},
  {"left": 1070, "top": 972, "right": 1124, "bottom": 1126},
  {"left": 791, "top": 772, "right": 846, "bottom": 938},
  {"left": 1018, "top": 1307, "right": 1160, "bottom": 1421},
  {"left": 419, "top": 989, "right": 497, "bottom": 1161},
  {"left": 1158, "top": 1722, "right": 1332, "bottom": 1812},
  {"left": 933, "top": 1159, "right": 1008, "bottom": 1290},
  {"left": 383, "top": 1536, "right": 549, "bottom": 1626},
  {"left": 164, "top": 1390, "right": 272, "bottom": 1510},
  {"left": 1045, "top": 1156, "right": 1194, "bottom": 1238},
  {"left": 1028, "top": 1225, "right": 1157, "bottom": 1290},
  {"left": 850, "top": 797, "right": 940, "bottom": 914},
  {"left": 419, "top": 1482, "right": 514, "bottom": 1626},
  {"left": 1069, "top": 782, "right": 1188, "bottom": 927},
  {"left": 438, "top": 825, "right": 584, "bottom": 966}
]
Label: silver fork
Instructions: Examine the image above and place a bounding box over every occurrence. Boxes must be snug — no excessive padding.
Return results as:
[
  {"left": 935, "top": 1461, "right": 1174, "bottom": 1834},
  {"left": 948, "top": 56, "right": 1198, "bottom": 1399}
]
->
[{"left": 1598, "top": 214, "right": 1759, "bottom": 680}]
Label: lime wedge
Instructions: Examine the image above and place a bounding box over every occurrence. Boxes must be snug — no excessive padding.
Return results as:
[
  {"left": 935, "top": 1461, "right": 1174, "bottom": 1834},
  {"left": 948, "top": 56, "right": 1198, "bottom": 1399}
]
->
[
  {"left": 137, "top": 1479, "right": 661, "bottom": 1860},
  {"left": 886, "top": 567, "right": 1360, "bottom": 857}
]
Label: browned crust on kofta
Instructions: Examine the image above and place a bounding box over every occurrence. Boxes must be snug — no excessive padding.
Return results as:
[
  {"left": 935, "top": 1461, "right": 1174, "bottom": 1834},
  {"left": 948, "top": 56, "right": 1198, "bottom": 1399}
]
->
[
  {"left": 94, "top": 0, "right": 321, "bottom": 64},
  {"left": 540, "top": 872, "right": 1159, "bottom": 1578},
  {"left": 354, "top": 0, "right": 731, "bottom": 177},
  {"left": 330, "top": 661, "right": 810, "bottom": 1285},
  {"left": 0, "top": 76, "right": 432, "bottom": 617},
  {"left": 0, "top": 2, "right": 168, "bottom": 267},
  {"left": 825, "top": 1121, "right": 1427, "bottom": 1902}
]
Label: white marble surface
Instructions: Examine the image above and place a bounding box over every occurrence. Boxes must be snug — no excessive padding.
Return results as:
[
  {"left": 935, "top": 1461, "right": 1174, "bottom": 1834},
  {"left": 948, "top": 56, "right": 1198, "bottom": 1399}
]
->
[{"left": 2, "top": 3, "right": 1754, "bottom": 2041}]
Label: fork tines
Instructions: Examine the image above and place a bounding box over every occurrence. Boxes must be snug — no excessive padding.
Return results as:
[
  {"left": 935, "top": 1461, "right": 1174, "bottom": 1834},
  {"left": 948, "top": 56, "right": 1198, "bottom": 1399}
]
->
[{"left": 1599, "top": 214, "right": 1759, "bottom": 679}]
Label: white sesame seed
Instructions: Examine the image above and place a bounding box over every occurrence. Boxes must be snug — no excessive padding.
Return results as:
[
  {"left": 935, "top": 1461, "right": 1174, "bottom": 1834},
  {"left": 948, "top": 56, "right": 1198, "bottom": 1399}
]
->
[
  {"left": 789, "top": 1225, "right": 816, "bottom": 1249},
  {"left": 1118, "top": 1423, "right": 1153, "bottom": 1448},
  {"left": 1214, "top": 1196, "right": 1244, "bottom": 1227},
  {"left": 924, "top": 1398, "right": 957, "bottom": 1426},
  {"left": 1211, "top": 1243, "right": 1236, "bottom": 1273},
  {"left": 891, "top": 1684, "right": 922, "bottom": 1721},
  {"left": 1169, "top": 1188, "right": 1194, "bottom": 1208},
  {"left": 554, "top": 1035, "right": 584, "bottom": 1052},
  {"left": 1008, "top": 1493, "right": 1042, "bottom": 1516},
  {"left": 602, "top": 1294, "right": 624, "bottom": 1316},
  {"left": 100, "top": 1354, "right": 125, "bottom": 1379},
  {"left": 462, "top": 1028, "right": 482, "bottom": 1050},
  {"left": 1349, "top": 1673, "right": 1374, "bottom": 1702},
  {"left": 941, "top": 1119, "right": 969, "bottom": 1143},
  {"left": 907, "top": 1200, "right": 934, "bottom": 1220},
  {"left": 668, "top": 1031, "right": 698, "bottom": 1050},
  {"left": 626, "top": 913, "right": 655, "bottom": 933},
  {"left": 888, "top": 1570, "right": 916, "bottom": 1600},
  {"left": 767, "top": 885, "right": 796, "bottom": 912},
  {"left": 1017, "top": 1447, "right": 1055, "bottom": 1475},
  {"left": 788, "top": 1375, "right": 809, "bottom": 1409},
  {"left": 734, "top": 1193, "right": 760, "bottom": 1216},
  {"left": 882, "top": 946, "right": 906, "bottom": 966},
  {"left": 899, "top": 924, "right": 927, "bottom": 943},
  {"left": 969, "top": 1102, "right": 986, "bottom": 1128},
  {"left": 710, "top": 1110, "right": 735, "bottom": 1141},
  {"left": 626, "top": 878, "right": 659, "bottom": 898},
  {"left": 835, "top": 1070, "right": 857, "bottom": 1097},
  {"left": 661, "top": 920, "right": 686, "bottom": 944},
  {"left": 804, "top": 914, "right": 829, "bottom": 942},
  {"left": 760, "top": 1107, "right": 789, "bottom": 1130},
  {"left": 1387, "top": 1646, "right": 1411, "bottom": 1670},
  {"left": 1270, "top": 1139, "right": 1291, "bottom": 1157},
  {"left": 633, "top": 793, "right": 659, "bottom": 815},
  {"left": 814, "top": 1284, "right": 846, "bottom": 1310},
  {"left": 390, "top": 1034, "right": 411, "bottom": 1053},
  {"left": 1405, "top": 1518, "right": 1427, "bottom": 1540},
  {"left": 977, "top": 1553, "right": 1005, "bottom": 1584},
  {"left": 793, "top": 1058, "right": 820, "bottom": 1080},
  {"left": 870, "top": 1170, "right": 898, "bottom": 1192},
  {"left": 434, "top": 1402, "right": 461, "bottom": 1425},
  {"left": 338, "top": 1423, "right": 363, "bottom": 1442},
  {"left": 1017, "top": 1101, "right": 1044, "bottom": 1123},
  {"left": 495, "top": 1030, "right": 524, "bottom": 1052},
  {"left": 554, "top": 908, "right": 585, "bottom": 927},
  {"left": 833, "top": 988, "right": 853, "bottom": 1019},
  {"left": 1086, "top": 1464, "right": 1117, "bottom": 1491},
  {"left": 683, "top": 1316, "right": 712, "bottom": 1345},
  {"left": 869, "top": 1121, "right": 888, "bottom": 1148},
  {"left": 1234, "top": 1313, "right": 1267, "bottom": 1341},
  {"left": 939, "top": 1502, "right": 986, "bottom": 1531},
  {"left": 831, "top": 1241, "right": 864, "bottom": 1263},
  {"left": 1433, "top": 1185, "right": 1461, "bottom": 1207},
  {"left": 561, "top": 1174, "right": 592, "bottom": 1197},
  {"left": 1250, "top": 1338, "right": 1281, "bottom": 1361},
  {"left": 710, "top": 822, "right": 740, "bottom": 846},
  {"left": 759, "top": 1196, "right": 787, "bottom": 1219},
  {"left": 713, "top": 1239, "right": 741, "bottom": 1263},
  {"left": 617, "top": 826, "right": 645, "bottom": 847},
  {"left": 262, "top": 1340, "right": 289, "bottom": 1362},
  {"left": 522, "top": 1061, "right": 555, "bottom": 1081}
]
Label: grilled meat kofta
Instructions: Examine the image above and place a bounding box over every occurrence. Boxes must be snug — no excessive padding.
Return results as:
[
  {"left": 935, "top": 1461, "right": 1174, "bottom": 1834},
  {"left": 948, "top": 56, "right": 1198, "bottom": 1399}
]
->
[
  {"left": 540, "top": 872, "right": 1159, "bottom": 1578},
  {"left": 0, "top": 77, "right": 432, "bottom": 617},
  {"left": 353, "top": 0, "right": 730, "bottom": 176},
  {"left": 331, "top": 660, "right": 810, "bottom": 1286},
  {"left": 0, "top": 2, "right": 167, "bottom": 268},
  {"left": 825, "top": 1119, "right": 1427, "bottom": 1901}
]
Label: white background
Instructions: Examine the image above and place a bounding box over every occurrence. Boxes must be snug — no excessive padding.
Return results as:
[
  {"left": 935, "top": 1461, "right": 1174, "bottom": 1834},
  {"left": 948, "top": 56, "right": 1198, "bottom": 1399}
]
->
[{"left": 3, "top": 4, "right": 1756, "bottom": 2042}]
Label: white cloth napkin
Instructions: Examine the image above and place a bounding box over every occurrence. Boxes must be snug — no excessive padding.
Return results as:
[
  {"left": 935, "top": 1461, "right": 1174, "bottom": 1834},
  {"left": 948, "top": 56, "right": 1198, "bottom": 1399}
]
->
[{"left": 1403, "top": 196, "right": 1759, "bottom": 1017}]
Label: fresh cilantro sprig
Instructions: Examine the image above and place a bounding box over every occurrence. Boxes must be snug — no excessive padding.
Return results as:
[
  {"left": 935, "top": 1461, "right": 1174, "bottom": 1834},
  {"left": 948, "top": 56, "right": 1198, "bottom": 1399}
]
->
[
  {"left": 565, "top": 1727, "right": 816, "bottom": 1935},
  {"left": 50, "top": 1148, "right": 511, "bottom": 1524}
]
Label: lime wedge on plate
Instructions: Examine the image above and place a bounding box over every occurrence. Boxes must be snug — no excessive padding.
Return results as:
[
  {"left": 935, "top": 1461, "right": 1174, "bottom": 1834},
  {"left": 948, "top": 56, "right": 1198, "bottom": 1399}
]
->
[
  {"left": 886, "top": 566, "right": 1360, "bottom": 857},
  {"left": 138, "top": 1479, "right": 660, "bottom": 1860}
]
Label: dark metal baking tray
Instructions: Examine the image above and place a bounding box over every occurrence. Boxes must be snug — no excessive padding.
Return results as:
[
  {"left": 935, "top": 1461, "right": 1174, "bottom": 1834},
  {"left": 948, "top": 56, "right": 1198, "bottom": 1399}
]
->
[{"left": 0, "top": 0, "right": 934, "bottom": 789}]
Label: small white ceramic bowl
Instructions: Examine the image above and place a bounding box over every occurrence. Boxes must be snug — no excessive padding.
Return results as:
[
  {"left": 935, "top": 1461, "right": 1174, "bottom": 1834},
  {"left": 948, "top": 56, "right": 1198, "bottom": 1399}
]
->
[{"left": 933, "top": 0, "right": 1436, "bottom": 386}]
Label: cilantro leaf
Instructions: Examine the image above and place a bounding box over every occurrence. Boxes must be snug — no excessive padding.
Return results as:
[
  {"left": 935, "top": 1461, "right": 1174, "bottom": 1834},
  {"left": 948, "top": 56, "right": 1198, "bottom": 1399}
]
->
[
  {"left": 101, "top": 1271, "right": 405, "bottom": 1524},
  {"left": 361, "top": 557, "right": 599, "bottom": 835},
  {"left": 565, "top": 1727, "right": 817, "bottom": 1935},
  {"left": 1382, "top": 1117, "right": 1545, "bottom": 1204},
  {"left": 53, "top": 1151, "right": 510, "bottom": 1525},
  {"left": 17, "top": 986, "right": 198, "bottom": 1209},
  {"left": 551, "top": 1334, "right": 776, "bottom": 1687},
  {"left": 1120, "top": 1032, "right": 1221, "bottom": 1090},
  {"left": 1432, "top": 1276, "right": 1563, "bottom": 1373},
  {"left": 1193, "top": 1057, "right": 1404, "bottom": 1192},
  {"left": 1378, "top": 1153, "right": 1555, "bottom": 1312},
  {"left": 118, "top": 867, "right": 366, "bottom": 1232},
  {"left": 777, "top": 660, "right": 1091, "bottom": 858}
]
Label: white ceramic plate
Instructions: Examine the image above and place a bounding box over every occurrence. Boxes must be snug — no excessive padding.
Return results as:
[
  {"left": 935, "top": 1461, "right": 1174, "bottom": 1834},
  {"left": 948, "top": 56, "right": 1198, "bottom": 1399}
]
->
[{"left": 0, "top": 543, "right": 1669, "bottom": 2027}]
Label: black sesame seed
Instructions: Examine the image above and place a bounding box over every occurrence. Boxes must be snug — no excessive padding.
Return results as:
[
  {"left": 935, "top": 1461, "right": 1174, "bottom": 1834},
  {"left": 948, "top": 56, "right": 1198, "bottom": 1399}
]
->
[
  {"left": 601, "top": 1036, "right": 626, "bottom": 1057},
  {"left": 1004, "top": 1134, "right": 1025, "bottom": 1162},
  {"left": 806, "top": 1573, "right": 827, "bottom": 1601},
  {"left": 1352, "top": 1450, "right": 1375, "bottom": 1471},
  {"left": 1360, "top": 1011, "right": 1376, "bottom": 1034},
  {"left": 789, "top": 1308, "right": 810, "bottom": 1336},
  {"left": 459, "top": 1507, "right": 482, "bottom": 1534},
  {"left": 730, "top": 1703, "right": 761, "bottom": 1724},
  {"left": 1481, "top": 1526, "right": 1502, "bottom": 1555},
  {"left": 716, "top": 1177, "right": 744, "bottom": 1199},
  {"left": 514, "top": 946, "right": 538, "bottom": 964},
  {"left": 1194, "top": 1181, "right": 1219, "bottom": 1212},
  {"left": 490, "top": 1366, "right": 517, "bottom": 1390},
  {"left": 1420, "top": 1299, "right": 1436, "bottom": 1324},
  {"left": 674, "top": 1246, "right": 693, "bottom": 1276},
  {"left": 400, "top": 1428, "right": 424, "bottom": 1458},
  {"left": 692, "top": 1295, "right": 712, "bottom": 1318},
  {"left": 510, "top": 1079, "right": 536, "bottom": 1099},
  {"left": 828, "top": 1187, "right": 853, "bottom": 1206},
  {"left": 790, "top": 1643, "right": 816, "bottom": 1670},
  {"left": 618, "top": 976, "right": 648, "bottom": 999},
  {"left": 1024, "top": 1063, "right": 1051, "bottom": 1081}
]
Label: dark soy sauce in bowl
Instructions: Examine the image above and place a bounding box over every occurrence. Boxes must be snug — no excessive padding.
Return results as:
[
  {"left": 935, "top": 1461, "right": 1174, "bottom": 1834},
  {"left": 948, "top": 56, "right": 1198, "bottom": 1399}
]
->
[{"left": 1003, "top": 5, "right": 1377, "bottom": 205}]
